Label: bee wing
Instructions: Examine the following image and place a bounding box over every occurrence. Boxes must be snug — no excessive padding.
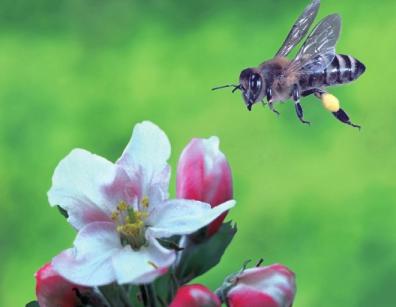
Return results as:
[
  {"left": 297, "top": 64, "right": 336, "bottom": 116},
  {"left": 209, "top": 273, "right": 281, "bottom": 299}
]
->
[
  {"left": 288, "top": 14, "right": 341, "bottom": 74},
  {"left": 275, "top": 0, "right": 321, "bottom": 57}
]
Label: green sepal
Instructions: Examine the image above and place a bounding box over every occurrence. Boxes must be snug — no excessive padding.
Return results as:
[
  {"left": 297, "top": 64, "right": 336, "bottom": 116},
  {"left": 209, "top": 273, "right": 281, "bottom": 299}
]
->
[
  {"left": 57, "top": 205, "right": 68, "bottom": 218},
  {"left": 157, "top": 235, "right": 182, "bottom": 251},
  {"left": 175, "top": 221, "right": 237, "bottom": 284}
]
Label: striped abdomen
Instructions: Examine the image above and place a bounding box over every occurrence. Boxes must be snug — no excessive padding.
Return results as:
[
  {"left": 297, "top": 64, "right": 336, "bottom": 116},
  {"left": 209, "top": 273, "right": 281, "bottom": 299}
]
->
[{"left": 299, "top": 54, "right": 366, "bottom": 89}]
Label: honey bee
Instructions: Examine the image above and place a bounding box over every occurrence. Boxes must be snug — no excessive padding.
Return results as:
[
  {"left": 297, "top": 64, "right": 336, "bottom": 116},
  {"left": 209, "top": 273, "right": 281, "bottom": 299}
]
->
[{"left": 213, "top": 0, "right": 365, "bottom": 128}]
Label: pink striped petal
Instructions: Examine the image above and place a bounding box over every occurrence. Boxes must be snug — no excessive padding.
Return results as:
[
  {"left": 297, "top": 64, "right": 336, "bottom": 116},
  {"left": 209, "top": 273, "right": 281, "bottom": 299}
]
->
[
  {"left": 35, "top": 263, "right": 91, "bottom": 307},
  {"left": 176, "top": 137, "right": 232, "bottom": 235},
  {"left": 227, "top": 264, "right": 296, "bottom": 307},
  {"left": 170, "top": 284, "right": 221, "bottom": 307},
  {"left": 228, "top": 285, "right": 278, "bottom": 307}
]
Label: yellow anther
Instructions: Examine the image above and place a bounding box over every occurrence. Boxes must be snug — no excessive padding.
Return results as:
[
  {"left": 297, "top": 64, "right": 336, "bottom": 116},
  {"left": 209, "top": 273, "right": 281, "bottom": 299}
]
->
[
  {"left": 136, "top": 211, "right": 148, "bottom": 220},
  {"left": 118, "top": 222, "right": 140, "bottom": 236},
  {"left": 321, "top": 93, "right": 340, "bottom": 112},
  {"left": 113, "top": 200, "right": 147, "bottom": 250},
  {"left": 141, "top": 196, "right": 149, "bottom": 208},
  {"left": 117, "top": 201, "right": 128, "bottom": 212},
  {"left": 111, "top": 211, "right": 119, "bottom": 221},
  {"left": 148, "top": 261, "right": 159, "bottom": 269}
]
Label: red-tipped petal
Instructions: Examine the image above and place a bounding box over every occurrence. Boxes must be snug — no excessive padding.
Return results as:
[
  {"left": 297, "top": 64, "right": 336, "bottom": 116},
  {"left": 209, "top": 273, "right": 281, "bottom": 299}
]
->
[
  {"left": 35, "top": 263, "right": 90, "bottom": 307},
  {"left": 228, "top": 286, "right": 279, "bottom": 307},
  {"left": 170, "top": 284, "right": 221, "bottom": 307},
  {"left": 176, "top": 137, "right": 233, "bottom": 235},
  {"left": 227, "top": 264, "right": 296, "bottom": 307}
]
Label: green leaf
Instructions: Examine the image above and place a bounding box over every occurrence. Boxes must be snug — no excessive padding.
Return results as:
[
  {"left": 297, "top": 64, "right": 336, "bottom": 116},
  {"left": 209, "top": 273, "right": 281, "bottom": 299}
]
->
[
  {"left": 175, "top": 221, "right": 237, "bottom": 284},
  {"left": 25, "top": 301, "right": 39, "bottom": 307}
]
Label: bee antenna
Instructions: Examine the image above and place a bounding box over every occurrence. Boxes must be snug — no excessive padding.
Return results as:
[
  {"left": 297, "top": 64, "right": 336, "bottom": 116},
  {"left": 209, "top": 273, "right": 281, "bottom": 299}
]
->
[
  {"left": 211, "top": 84, "right": 241, "bottom": 92},
  {"left": 232, "top": 85, "right": 242, "bottom": 93}
]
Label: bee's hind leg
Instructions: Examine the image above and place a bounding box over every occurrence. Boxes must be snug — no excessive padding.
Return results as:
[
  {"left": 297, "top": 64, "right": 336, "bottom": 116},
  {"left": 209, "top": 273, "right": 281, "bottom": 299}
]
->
[
  {"left": 304, "top": 89, "right": 361, "bottom": 129},
  {"left": 301, "top": 88, "right": 322, "bottom": 97},
  {"left": 292, "top": 84, "right": 310, "bottom": 125},
  {"left": 332, "top": 109, "right": 361, "bottom": 129}
]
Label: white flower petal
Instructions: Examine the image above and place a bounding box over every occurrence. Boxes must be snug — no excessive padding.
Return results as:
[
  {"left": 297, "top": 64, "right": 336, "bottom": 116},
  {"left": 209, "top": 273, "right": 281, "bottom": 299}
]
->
[
  {"left": 48, "top": 149, "right": 132, "bottom": 229},
  {"left": 147, "top": 199, "right": 235, "bottom": 238},
  {"left": 117, "top": 121, "right": 171, "bottom": 196},
  {"left": 118, "top": 121, "right": 171, "bottom": 173},
  {"left": 112, "top": 237, "right": 175, "bottom": 284},
  {"left": 52, "top": 222, "right": 120, "bottom": 286}
]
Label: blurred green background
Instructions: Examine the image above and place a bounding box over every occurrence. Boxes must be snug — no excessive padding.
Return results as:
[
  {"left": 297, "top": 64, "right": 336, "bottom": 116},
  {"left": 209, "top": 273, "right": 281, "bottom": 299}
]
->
[{"left": 1, "top": 0, "right": 395, "bottom": 306}]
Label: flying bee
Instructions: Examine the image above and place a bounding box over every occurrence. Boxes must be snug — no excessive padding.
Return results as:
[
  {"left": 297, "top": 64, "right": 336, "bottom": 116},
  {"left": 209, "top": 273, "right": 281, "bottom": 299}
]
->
[{"left": 213, "top": 0, "right": 366, "bottom": 128}]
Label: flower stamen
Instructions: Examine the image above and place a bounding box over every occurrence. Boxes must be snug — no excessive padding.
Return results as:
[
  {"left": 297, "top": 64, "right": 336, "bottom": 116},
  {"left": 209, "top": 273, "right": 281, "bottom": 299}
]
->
[
  {"left": 141, "top": 196, "right": 149, "bottom": 208},
  {"left": 113, "top": 201, "right": 148, "bottom": 250},
  {"left": 148, "top": 261, "right": 159, "bottom": 269}
]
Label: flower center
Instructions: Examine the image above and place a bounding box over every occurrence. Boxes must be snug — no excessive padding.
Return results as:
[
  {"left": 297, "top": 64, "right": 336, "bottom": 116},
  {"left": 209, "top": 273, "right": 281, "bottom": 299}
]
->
[{"left": 112, "top": 200, "right": 149, "bottom": 250}]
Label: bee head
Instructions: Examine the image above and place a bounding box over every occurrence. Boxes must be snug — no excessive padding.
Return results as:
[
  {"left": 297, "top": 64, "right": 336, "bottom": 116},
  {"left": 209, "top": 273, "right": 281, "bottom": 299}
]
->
[{"left": 239, "top": 68, "right": 265, "bottom": 111}]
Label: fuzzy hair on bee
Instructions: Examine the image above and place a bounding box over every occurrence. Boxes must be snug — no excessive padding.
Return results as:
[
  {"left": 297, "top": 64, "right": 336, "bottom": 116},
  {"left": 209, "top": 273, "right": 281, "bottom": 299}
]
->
[{"left": 213, "top": 0, "right": 365, "bottom": 129}]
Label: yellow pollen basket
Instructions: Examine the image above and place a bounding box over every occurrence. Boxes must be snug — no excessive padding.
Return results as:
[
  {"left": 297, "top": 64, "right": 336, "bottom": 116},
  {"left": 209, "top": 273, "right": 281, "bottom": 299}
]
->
[
  {"left": 321, "top": 93, "right": 340, "bottom": 112},
  {"left": 112, "top": 200, "right": 149, "bottom": 249}
]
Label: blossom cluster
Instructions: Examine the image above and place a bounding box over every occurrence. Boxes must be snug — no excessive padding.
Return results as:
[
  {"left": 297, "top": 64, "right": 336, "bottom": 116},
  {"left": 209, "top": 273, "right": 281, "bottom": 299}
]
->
[{"left": 28, "top": 121, "right": 296, "bottom": 307}]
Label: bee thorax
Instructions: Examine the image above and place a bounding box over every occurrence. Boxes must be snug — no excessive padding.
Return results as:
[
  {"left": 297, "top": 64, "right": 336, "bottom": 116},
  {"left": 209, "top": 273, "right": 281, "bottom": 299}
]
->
[{"left": 269, "top": 85, "right": 294, "bottom": 102}]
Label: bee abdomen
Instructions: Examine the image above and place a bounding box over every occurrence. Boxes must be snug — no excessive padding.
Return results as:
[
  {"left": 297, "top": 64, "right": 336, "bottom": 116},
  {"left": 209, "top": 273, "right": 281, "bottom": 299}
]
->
[
  {"left": 325, "top": 54, "right": 366, "bottom": 85},
  {"left": 299, "top": 54, "right": 365, "bottom": 89}
]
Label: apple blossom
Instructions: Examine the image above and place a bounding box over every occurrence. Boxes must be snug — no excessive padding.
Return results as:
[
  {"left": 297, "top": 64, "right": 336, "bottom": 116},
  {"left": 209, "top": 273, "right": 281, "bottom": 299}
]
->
[
  {"left": 176, "top": 137, "right": 233, "bottom": 236},
  {"left": 219, "top": 264, "right": 296, "bottom": 307},
  {"left": 48, "top": 121, "right": 235, "bottom": 286},
  {"left": 169, "top": 284, "right": 221, "bottom": 307}
]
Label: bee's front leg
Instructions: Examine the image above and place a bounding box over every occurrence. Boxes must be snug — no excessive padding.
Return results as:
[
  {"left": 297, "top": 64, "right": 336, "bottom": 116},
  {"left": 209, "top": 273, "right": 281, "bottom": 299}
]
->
[
  {"left": 267, "top": 87, "right": 280, "bottom": 116},
  {"left": 268, "top": 101, "right": 280, "bottom": 116},
  {"left": 292, "top": 84, "right": 310, "bottom": 125}
]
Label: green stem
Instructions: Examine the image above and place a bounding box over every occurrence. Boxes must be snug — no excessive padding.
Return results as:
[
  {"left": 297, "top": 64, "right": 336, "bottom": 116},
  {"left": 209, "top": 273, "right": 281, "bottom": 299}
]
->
[
  {"left": 139, "top": 285, "right": 148, "bottom": 307},
  {"left": 145, "top": 284, "right": 158, "bottom": 307},
  {"left": 120, "top": 286, "right": 133, "bottom": 307},
  {"left": 98, "top": 284, "right": 133, "bottom": 307},
  {"left": 170, "top": 271, "right": 179, "bottom": 300},
  {"left": 98, "top": 286, "right": 117, "bottom": 307}
]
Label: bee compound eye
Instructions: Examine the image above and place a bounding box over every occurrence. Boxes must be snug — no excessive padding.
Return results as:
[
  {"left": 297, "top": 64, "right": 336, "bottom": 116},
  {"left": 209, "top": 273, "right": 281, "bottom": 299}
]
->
[{"left": 250, "top": 74, "right": 261, "bottom": 92}]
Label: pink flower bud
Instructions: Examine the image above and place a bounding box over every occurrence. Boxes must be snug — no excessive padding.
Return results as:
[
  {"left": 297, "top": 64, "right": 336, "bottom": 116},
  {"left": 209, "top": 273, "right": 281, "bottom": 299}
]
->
[
  {"left": 35, "top": 263, "right": 96, "bottom": 307},
  {"left": 226, "top": 264, "right": 296, "bottom": 307},
  {"left": 176, "top": 137, "right": 233, "bottom": 236},
  {"left": 170, "top": 284, "right": 221, "bottom": 307}
]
